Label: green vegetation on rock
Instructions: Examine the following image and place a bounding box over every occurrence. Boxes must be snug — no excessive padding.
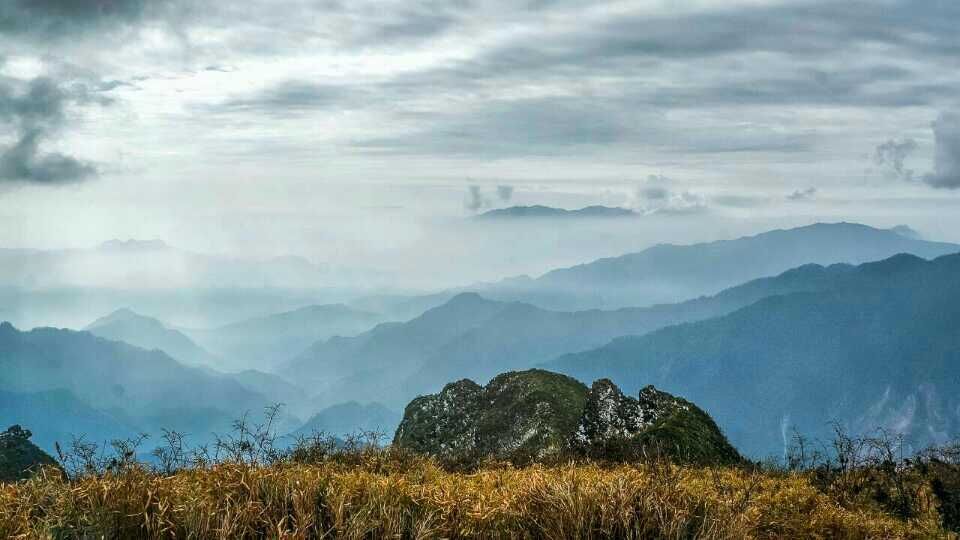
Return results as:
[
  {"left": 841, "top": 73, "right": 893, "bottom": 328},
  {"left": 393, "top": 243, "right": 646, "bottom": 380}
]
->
[
  {"left": 0, "top": 425, "right": 59, "bottom": 483},
  {"left": 394, "top": 369, "right": 739, "bottom": 466}
]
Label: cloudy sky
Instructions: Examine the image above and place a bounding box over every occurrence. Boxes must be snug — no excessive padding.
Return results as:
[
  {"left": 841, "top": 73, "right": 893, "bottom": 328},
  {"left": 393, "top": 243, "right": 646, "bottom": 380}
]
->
[{"left": 1, "top": 0, "right": 959, "bottom": 284}]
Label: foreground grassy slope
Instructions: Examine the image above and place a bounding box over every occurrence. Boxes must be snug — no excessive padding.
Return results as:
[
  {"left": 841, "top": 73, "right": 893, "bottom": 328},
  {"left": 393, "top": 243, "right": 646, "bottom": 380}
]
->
[{"left": 0, "top": 458, "right": 948, "bottom": 539}]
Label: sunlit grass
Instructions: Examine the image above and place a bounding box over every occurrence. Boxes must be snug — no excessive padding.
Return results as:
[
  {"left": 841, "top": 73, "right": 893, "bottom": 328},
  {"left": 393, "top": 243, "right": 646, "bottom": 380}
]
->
[{"left": 0, "top": 457, "right": 947, "bottom": 539}]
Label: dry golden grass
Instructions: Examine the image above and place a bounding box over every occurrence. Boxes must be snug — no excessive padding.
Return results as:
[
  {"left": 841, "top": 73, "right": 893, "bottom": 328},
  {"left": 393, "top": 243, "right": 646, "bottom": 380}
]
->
[{"left": 0, "top": 456, "right": 949, "bottom": 539}]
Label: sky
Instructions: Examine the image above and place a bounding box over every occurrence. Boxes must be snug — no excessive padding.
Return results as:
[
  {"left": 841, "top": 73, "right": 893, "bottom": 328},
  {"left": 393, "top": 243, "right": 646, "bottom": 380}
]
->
[{"left": 1, "top": 0, "right": 959, "bottom": 285}]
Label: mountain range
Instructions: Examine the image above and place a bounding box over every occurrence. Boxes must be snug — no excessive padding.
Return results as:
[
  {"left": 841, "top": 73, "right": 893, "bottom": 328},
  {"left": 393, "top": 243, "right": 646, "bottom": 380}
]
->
[
  {"left": 0, "top": 239, "right": 384, "bottom": 329},
  {"left": 4, "top": 221, "right": 960, "bottom": 460},
  {"left": 463, "top": 222, "right": 960, "bottom": 310},
  {"left": 0, "top": 322, "right": 295, "bottom": 451},
  {"left": 546, "top": 252, "right": 960, "bottom": 457},
  {"left": 283, "top": 245, "right": 899, "bottom": 409},
  {"left": 289, "top": 401, "right": 401, "bottom": 441},
  {"left": 477, "top": 205, "right": 637, "bottom": 220},
  {"left": 85, "top": 309, "right": 224, "bottom": 369},
  {"left": 184, "top": 304, "right": 384, "bottom": 371}
]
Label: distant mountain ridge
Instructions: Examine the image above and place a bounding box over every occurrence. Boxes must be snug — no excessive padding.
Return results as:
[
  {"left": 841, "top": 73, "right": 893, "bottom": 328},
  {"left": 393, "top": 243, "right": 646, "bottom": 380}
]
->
[
  {"left": 464, "top": 222, "right": 960, "bottom": 310},
  {"left": 477, "top": 205, "right": 637, "bottom": 219},
  {"left": 185, "top": 304, "right": 385, "bottom": 371},
  {"left": 290, "top": 402, "right": 401, "bottom": 441},
  {"left": 85, "top": 308, "right": 223, "bottom": 370},
  {"left": 0, "top": 322, "right": 283, "bottom": 449},
  {"left": 545, "top": 252, "right": 960, "bottom": 457},
  {"left": 0, "top": 389, "right": 138, "bottom": 455},
  {"left": 282, "top": 253, "right": 879, "bottom": 409}
]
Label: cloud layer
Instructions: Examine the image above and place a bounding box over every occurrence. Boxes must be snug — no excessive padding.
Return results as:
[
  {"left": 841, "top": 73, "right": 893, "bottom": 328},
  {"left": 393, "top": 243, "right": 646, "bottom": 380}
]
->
[
  {"left": 0, "top": 75, "right": 107, "bottom": 184},
  {"left": 924, "top": 113, "right": 960, "bottom": 189},
  {"left": 1, "top": 0, "right": 959, "bottom": 265}
]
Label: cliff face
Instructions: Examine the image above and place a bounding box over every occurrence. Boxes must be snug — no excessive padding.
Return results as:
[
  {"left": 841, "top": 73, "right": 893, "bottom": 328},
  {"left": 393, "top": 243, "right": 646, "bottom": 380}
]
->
[
  {"left": 394, "top": 370, "right": 739, "bottom": 465},
  {"left": 0, "top": 425, "right": 60, "bottom": 483}
]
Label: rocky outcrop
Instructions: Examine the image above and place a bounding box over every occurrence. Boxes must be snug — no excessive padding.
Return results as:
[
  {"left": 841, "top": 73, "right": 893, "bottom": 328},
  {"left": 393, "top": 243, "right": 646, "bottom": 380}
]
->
[
  {"left": 0, "top": 425, "right": 60, "bottom": 483},
  {"left": 394, "top": 370, "right": 739, "bottom": 465},
  {"left": 392, "top": 379, "right": 484, "bottom": 458}
]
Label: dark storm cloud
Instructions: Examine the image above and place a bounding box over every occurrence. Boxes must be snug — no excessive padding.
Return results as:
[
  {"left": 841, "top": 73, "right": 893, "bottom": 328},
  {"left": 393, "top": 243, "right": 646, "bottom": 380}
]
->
[
  {"left": 529, "top": 1, "right": 958, "bottom": 69},
  {"left": 0, "top": 129, "right": 97, "bottom": 184},
  {"left": 0, "top": 0, "right": 171, "bottom": 40},
  {"left": 874, "top": 138, "right": 918, "bottom": 182},
  {"left": 5, "top": 0, "right": 959, "bottom": 174},
  {"left": 635, "top": 175, "right": 708, "bottom": 215},
  {"left": 0, "top": 76, "right": 108, "bottom": 184},
  {"left": 338, "top": 0, "right": 960, "bottom": 159},
  {"left": 787, "top": 187, "right": 818, "bottom": 201},
  {"left": 464, "top": 184, "right": 516, "bottom": 212},
  {"left": 923, "top": 112, "right": 960, "bottom": 189},
  {"left": 356, "top": 0, "right": 958, "bottom": 153},
  {"left": 464, "top": 185, "right": 488, "bottom": 212}
]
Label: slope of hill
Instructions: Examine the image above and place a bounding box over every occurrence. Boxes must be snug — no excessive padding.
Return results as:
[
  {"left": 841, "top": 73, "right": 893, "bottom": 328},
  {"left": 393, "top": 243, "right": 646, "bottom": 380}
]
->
[
  {"left": 185, "top": 304, "right": 384, "bottom": 371},
  {"left": 348, "top": 292, "right": 454, "bottom": 322},
  {"left": 289, "top": 402, "right": 401, "bottom": 441},
  {"left": 0, "top": 323, "right": 275, "bottom": 443},
  {"left": 0, "top": 389, "right": 138, "bottom": 455},
  {"left": 85, "top": 309, "right": 223, "bottom": 369},
  {"left": 284, "top": 293, "right": 509, "bottom": 392},
  {"left": 394, "top": 369, "right": 739, "bottom": 465},
  {"left": 470, "top": 222, "right": 959, "bottom": 310},
  {"left": 284, "top": 261, "right": 864, "bottom": 409},
  {"left": 545, "top": 253, "right": 960, "bottom": 457},
  {"left": 0, "top": 425, "right": 60, "bottom": 483}
]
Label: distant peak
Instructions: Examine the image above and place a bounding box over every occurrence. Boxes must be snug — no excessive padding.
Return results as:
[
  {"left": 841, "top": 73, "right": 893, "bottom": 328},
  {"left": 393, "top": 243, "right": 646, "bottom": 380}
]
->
[
  {"left": 98, "top": 239, "right": 170, "bottom": 251},
  {"left": 86, "top": 308, "right": 158, "bottom": 330},
  {"left": 446, "top": 292, "right": 487, "bottom": 305},
  {"left": 854, "top": 253, "right": 929, "bottom": 279},
  {"left": 794, "top": 222, "right": 875, "bottom": 232},
  {"left": 477, "top": 205, "right": 636, "bottom": 219},
  {"left": 889, "top": 225, "right": 921, "bottom": 240}
]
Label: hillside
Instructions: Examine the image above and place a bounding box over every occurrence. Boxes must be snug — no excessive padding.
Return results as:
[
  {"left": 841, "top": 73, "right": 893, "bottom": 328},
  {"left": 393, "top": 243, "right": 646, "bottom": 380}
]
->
[
  {"left": 85, "top": 308, "right": 223, "bottom": 369},
  {"left": 186, "top": 304, "right": 383, "bottom": 371},
  {"left": 0, "top": 390, "right": 138, "bottom": 455},
  {"left": 289, "top": 402, "right": 401, "bottom": 441},
  {"left": 546, "top": 253, "right": 960, "bottom": 457},
  {"left": 283, "top": 260, "right": 867, "bottom": 408},
  {"left": 394, "top": 369, "right": 739, "bottom": 465},
  {"left": 0, "top": 425, "right": 60, "bottom": 483},
  {"left": 0, "top": 323, "right": 279, "bottom": 446},
  {"left": 470, "top": 222, "right": 959, "bottom": 310}
]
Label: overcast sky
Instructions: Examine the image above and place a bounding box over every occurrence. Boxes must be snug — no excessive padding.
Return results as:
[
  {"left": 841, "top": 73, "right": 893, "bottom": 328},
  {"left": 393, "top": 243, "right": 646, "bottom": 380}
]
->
[{"left": 1, "top": 0, "right": 959, "bottom": 283}]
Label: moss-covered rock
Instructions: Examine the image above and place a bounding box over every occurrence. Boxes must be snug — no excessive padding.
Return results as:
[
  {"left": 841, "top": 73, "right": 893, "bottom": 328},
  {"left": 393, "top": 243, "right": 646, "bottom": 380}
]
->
[
  {"left": 394, "top": 370, "right": 740, "bottom": 466},
  {"left": 0, "top": 425, "right": 60, "bottom": 483},
  {"left": 576, "top": 383, "right": 741, "bottom": 464}
]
